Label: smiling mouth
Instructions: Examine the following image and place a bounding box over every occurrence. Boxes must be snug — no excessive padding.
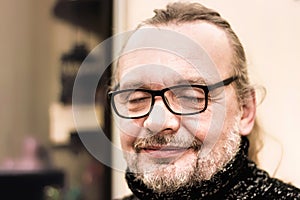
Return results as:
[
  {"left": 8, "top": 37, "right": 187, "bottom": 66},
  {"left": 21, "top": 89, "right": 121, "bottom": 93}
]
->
[{"left": 140, "top": 146, "right": 193, "bottom": 158}]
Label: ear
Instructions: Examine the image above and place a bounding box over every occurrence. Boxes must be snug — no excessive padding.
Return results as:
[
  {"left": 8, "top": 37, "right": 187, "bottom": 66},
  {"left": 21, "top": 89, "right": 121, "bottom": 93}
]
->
[{"left": 239, "top": 90, "right": 256, "bottom": 136}]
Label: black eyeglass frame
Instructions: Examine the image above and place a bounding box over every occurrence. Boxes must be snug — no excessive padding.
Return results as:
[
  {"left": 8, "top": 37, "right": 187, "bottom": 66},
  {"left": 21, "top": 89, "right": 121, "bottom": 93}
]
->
[{"left": 108, "top": 76, "right": 237, "bottom": 119}]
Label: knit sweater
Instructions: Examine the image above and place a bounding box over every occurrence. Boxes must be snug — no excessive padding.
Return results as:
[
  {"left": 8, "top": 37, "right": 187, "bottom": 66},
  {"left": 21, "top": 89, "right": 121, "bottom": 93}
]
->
[{"left": 122, "top": 137, "right": 300, "bottom": 200}]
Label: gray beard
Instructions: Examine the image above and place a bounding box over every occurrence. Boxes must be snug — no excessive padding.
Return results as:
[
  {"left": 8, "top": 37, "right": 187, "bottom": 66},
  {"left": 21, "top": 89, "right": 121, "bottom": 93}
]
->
[{"left": 124, "top": 118, "right": 241, "bottom": 194}]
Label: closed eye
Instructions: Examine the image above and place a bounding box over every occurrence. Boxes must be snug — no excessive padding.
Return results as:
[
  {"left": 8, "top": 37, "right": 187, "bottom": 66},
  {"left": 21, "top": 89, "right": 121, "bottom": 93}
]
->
[
  {"left": 178, "top": 96, "right": 204, "bottom": 102},
  {"left": 128, "top": 96, "right": 151, "bottom": 104}
]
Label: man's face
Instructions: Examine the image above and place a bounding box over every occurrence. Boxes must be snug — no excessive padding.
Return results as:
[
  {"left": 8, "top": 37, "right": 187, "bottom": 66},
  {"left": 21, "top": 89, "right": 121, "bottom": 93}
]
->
[{"left": 114, "top": 22, "right": 243, "bottom": 192}]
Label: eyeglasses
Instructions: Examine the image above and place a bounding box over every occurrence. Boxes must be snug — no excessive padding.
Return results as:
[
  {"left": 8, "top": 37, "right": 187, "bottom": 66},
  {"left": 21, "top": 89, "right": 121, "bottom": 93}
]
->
[{"left": 108, "top": 76, "right": 237, "bottom": 119}]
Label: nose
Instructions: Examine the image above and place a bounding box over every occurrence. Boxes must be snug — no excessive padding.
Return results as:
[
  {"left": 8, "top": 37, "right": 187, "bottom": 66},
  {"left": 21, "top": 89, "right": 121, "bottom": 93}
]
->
[{"left": 143, "top": 98, "right": 180, "bottom": 134}]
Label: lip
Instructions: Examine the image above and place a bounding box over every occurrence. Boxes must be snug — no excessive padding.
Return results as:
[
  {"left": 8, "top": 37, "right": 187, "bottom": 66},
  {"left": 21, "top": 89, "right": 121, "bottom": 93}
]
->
[{"left": 140, "top": 146, "right": 191, "bottom": 158}]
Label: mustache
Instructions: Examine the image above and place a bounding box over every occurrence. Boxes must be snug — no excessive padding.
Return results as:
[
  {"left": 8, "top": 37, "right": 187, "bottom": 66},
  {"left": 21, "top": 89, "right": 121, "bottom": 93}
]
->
[{"left": 134, "top": 133, "right": 202, "bottom": 152}]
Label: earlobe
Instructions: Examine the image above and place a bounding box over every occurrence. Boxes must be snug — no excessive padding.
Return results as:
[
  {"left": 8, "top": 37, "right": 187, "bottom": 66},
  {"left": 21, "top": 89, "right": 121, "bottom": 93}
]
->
[{"left": 239, "top": 90, "right": 256, "bottom": 136}]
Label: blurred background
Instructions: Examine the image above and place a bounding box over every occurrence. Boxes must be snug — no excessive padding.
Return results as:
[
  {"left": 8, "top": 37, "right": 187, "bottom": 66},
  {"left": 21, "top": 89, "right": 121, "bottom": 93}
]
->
[{"left": 1, "top": 0, "right": 300, "bottom": 199}]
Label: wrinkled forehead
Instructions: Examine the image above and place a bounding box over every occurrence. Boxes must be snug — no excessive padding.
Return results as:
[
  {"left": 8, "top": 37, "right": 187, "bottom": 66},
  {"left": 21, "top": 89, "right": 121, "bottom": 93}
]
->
[
  {"left": 118, "top": 49, "right": 215, "bottom": 89},
  {"left": 116, "top": 26, "right": 228, "bottom": 88}
]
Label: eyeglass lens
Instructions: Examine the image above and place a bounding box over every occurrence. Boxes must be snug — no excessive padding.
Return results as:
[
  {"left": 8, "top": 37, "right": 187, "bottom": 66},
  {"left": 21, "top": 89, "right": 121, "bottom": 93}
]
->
[{"left": 112, "top": 86, "right": 207, "bottom": 118}]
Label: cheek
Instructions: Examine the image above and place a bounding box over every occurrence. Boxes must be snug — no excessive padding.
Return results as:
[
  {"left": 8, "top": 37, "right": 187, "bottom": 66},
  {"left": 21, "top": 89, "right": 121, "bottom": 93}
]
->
[
  {"left": 182, "top": 103, "right": 230, "bottom": 143},
  {"left": 120, "top": 132, "right": 136, "bottom": 152},
  {"left": 118, "top": 118, "right": 144, "bottom": 152},
  {"left": 182, "top": 112, "right": 213, "bottom": 142}
]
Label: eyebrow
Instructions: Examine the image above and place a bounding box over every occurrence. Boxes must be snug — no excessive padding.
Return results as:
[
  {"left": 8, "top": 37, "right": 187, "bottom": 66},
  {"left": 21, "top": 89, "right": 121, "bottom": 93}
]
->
[
  {"left": 119, "top": 81, "right": 145, "bottom": 90},
  {"left": 116, "top": 77, "right": 209, "bottom": 90},
  {"left": 175, "top": 77, "right": 207, "bottom": 85}
]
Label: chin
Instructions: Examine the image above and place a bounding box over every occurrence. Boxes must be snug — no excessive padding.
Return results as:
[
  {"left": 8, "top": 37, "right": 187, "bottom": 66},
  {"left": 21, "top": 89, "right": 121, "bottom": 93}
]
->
[{"left": 131, "top": 150, "right": 199, "bottom": 193}]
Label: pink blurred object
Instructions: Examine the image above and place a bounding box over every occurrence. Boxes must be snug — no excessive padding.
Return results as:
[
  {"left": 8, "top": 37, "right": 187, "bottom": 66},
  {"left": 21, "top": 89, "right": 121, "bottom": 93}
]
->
[{"left": 0, "top": 136, "right": 52, "bottom": 171}]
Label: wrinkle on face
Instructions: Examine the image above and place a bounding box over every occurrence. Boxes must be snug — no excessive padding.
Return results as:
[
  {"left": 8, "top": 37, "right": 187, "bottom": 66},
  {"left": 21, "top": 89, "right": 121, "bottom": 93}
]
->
[{"left": 115, "top": 22, "right": 242, "bottom": 193}]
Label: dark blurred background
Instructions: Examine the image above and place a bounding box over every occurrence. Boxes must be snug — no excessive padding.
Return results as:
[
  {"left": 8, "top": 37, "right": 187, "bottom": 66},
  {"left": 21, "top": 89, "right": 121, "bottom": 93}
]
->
[{"left": 0, "top": 0, "right": 112, "bottom": 199}]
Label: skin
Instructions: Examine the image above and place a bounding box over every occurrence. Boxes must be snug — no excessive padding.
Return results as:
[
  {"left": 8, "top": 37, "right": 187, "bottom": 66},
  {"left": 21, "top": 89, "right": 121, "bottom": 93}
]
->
[{"left": 115, "top": 22, "right": 256, "bottom": 191}]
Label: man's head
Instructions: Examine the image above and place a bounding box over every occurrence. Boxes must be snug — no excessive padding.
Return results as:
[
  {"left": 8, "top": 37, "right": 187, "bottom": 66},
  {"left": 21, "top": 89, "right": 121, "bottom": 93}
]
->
[{"left": 110, "top": 2, "right": 257, "bottom": 193}]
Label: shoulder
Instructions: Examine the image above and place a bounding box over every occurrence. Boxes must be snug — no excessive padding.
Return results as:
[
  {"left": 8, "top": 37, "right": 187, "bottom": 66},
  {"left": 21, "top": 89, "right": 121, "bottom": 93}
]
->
[
  {"left": 263, "top": 177, "right": 300, "bottom": 198},
  {"left": 248, "top": 166, "right": 300, "bottom": 198},
  {"left": 230, "top": 161, "right": 300, "bottom": 199}
]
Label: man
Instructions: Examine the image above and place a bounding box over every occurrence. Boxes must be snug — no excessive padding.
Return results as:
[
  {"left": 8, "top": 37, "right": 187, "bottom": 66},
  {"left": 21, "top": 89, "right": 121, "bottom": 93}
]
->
[{"left": 109, "top": 2, "right": 300, "bottom": 199}]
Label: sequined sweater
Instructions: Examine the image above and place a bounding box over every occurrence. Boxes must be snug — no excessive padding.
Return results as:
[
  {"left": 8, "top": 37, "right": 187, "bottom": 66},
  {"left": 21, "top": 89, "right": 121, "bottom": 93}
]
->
[{"left": 121, "top": 137, "right": 300, "bottom": 200}]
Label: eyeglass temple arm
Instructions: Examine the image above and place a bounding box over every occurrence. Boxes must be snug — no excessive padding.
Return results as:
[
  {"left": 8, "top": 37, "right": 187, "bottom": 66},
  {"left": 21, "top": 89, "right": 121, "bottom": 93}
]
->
[{"left": 207, "top": 76, "right": 238, "bottom": 91}]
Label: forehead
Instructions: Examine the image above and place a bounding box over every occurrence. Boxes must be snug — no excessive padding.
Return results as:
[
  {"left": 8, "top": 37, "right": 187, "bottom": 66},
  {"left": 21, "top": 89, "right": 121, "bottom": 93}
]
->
[
  {"left": 118, "top": 50, "right": 207, "bottom": 88},
  {"left": 117, "top": 22, "right": 233, "bottom": 88}
]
